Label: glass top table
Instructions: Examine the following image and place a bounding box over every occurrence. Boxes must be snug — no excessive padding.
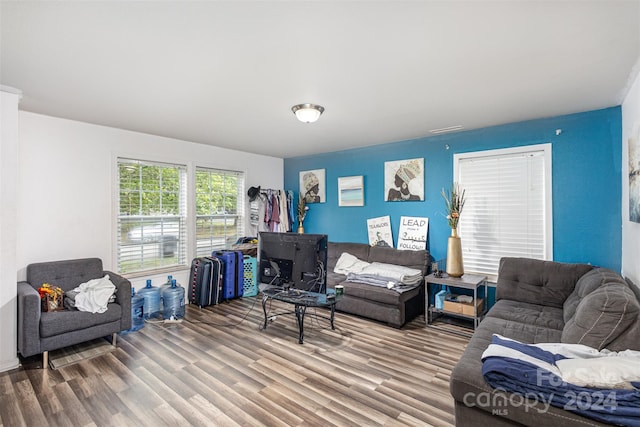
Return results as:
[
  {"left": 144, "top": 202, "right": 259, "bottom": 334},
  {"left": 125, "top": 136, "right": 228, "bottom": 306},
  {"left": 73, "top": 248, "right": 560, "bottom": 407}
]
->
[{"left": 261, "top": 287, "right": 342, "bottom": 344}]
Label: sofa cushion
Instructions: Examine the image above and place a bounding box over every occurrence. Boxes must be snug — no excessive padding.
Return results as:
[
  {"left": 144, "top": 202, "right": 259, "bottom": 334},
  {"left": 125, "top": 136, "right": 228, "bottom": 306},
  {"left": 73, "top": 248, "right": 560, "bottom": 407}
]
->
[
  {"left": 326, "top": 271, "right": 347, "bottom": 290},
  {"left": 368, "top": 245, "right": 429, "bottom": 274},
  {"left": 563, "top": 268, "right": 626, "bottom": 323},
  {"left": 496, "top": 257, "right": 592, "bottom": 308},
  {"left": 336, "top": 280, "right": 421, "bottom": 305},
  {"left": 450, "top": 316, "right": 562, "bottom": 402},
  {"left": 327, "top": 242, "right": 370, "bottom": 271},
  {"left": 487, "top": 299, "right": 565, "bottom": 331},
  {"left": 561, "top": 283, "right": 640, "bottom": 350},
  {"left": 27, "top": 258, "right": 104, "bottom": 292},
  {"left": 40, "top": 303, "right": 122, "bottom": 338}
]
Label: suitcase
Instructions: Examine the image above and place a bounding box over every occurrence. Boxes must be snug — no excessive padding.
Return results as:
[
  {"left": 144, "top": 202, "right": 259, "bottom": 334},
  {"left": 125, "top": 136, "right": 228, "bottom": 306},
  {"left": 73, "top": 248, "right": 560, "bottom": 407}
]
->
[
  {"left": 212, "top": 250, "right": 244, "bottom": 300},
  {"left": 189, "top": 257, "right": 222, "bottom": 307}
]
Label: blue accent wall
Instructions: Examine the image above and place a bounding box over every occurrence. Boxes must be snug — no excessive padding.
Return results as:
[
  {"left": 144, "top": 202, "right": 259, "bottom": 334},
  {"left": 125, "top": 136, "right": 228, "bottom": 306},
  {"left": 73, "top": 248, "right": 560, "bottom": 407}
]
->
[{"left": 284, "top": 107, "right": 622, "bottom": 272}]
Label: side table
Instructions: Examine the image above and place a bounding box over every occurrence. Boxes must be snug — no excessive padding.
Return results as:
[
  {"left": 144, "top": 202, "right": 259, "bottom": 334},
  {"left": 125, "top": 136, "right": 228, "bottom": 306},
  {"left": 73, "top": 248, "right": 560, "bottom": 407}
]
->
[{"left": 425, "top": 273, "right": 487, "bottom": 337}]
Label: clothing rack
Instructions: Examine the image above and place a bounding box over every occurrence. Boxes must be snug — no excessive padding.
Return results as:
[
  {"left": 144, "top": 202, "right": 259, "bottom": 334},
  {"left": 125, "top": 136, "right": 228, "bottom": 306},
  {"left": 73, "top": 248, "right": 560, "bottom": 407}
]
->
[{"left": 248, "top": 188, "right": 295, "bottom": 234}]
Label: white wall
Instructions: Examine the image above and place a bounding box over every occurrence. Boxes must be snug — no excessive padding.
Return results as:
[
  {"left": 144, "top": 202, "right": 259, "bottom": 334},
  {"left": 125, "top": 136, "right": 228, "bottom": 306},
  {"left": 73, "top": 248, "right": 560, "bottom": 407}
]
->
[
  {"left": 622, "top": 65, "right": 640, "bottom": 287},
  {"left": 0, "top": 87, "right": 21, "bottom": 372},
  {"left": 17, "top": 112, "right": 283, "bottom": 291}
]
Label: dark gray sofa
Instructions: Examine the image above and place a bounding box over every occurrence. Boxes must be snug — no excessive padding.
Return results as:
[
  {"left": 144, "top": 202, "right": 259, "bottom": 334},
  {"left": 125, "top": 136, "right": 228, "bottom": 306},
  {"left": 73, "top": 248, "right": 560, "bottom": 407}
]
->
[
  {"left": 326, "top": 242, "right": 429, "bottom": 328},
  {"left": 451, "top": 257, "right": 640, "bottom": 426},
  {"left": 17, "top": 258, "right": 131, "bottom": 367}
]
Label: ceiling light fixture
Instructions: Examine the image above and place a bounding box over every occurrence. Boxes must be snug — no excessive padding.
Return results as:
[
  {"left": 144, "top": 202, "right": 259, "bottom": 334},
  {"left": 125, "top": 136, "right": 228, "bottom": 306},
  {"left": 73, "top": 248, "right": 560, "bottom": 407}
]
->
[{"left": 291, "top": 103, "right": 325, "bottom": 123}]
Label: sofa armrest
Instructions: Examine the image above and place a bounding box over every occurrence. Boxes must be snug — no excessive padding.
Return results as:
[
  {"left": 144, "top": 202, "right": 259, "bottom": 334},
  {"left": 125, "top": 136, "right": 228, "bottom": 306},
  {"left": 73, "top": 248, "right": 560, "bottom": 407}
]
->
[
  {"left": 105, "top": 271, "right": 132, "bottom": 332},
  {"left": 17, "top": 281, "right": 42, "bottom": 358}
]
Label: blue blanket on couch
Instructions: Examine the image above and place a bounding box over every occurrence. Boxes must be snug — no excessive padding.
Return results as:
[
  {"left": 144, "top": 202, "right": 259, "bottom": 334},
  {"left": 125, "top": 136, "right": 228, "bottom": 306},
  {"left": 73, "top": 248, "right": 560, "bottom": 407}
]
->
[{"left": 481, "top": 335, "right": 640, "bottom": 426}]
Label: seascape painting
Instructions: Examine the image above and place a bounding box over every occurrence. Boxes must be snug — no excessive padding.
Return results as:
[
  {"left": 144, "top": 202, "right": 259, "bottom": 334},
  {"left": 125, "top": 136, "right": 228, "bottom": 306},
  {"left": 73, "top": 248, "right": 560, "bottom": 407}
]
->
[{"left": 338, "top": 176, "right": 364, "bottom": 207}]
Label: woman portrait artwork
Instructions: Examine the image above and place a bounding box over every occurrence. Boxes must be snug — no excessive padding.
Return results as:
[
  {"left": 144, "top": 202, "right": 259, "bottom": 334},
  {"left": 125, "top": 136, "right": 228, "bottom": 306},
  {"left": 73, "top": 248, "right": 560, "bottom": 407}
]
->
[
  {"left": 384, "top": 158, "right": 424, "bottom": 202},
  {"left": 299, "top": 169, "right": 326, "bottom": 203}
]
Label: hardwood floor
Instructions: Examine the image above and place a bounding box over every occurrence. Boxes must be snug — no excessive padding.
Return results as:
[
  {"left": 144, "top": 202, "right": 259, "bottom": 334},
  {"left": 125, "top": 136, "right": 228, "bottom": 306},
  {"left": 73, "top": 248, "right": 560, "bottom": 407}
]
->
[{"left": 1, "top": 297, "right": 469, "bottom": 427}]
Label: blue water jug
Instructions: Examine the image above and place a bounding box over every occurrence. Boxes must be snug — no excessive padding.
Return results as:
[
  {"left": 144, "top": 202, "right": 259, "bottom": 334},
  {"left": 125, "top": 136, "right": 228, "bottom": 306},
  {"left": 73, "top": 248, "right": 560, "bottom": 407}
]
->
[
  {"left": 162, "top": 279, "right": 185, "bottom": 320},
  {"left": 160, "top": 275, "right": 173, "bottom": 311},
  {"left": 137, "top": 279, "right": 161, "bottom": 320},
  {"left": 122, "top": 288, "right": 145, "bottom": 334}
]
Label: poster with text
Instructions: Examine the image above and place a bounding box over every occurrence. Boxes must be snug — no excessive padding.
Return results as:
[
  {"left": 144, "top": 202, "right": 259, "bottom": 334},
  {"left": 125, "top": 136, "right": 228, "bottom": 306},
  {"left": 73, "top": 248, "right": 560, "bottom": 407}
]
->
[
  {"left": 367, "top": 215, "right": 393, "bottom": 247},
  {"left": 397, "top": 216, "right": 429, "bottom": 250}
]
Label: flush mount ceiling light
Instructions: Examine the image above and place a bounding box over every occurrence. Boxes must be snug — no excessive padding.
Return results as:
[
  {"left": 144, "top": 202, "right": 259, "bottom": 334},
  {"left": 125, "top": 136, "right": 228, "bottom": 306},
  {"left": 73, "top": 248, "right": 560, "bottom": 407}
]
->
[{"left": 291, "top": 103, "right": 325, "bottom": 123}]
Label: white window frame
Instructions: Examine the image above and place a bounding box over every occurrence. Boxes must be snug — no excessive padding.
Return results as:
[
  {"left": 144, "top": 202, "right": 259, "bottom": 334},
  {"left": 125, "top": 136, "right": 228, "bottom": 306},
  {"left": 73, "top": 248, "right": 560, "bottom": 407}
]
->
[
  {"left": 194, "top": 167, "right": 245, "bottom": 257},
  {"left": 113, "top": 155, "right": 250, "bottom": 277},
  {"left": 115, "top": 157, "right": 188, "bottom": 276},
  {"left": 454, "top": 143, "right": 553, "bottom": 280}
]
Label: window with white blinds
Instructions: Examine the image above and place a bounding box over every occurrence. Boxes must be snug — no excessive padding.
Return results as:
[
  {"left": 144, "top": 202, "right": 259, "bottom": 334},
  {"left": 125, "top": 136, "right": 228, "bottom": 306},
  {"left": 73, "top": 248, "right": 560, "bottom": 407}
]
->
[
  {"left": 195, "top": 167, "right": 245, "bottom": 257},
  {"left": 117, "top": 158, "right": 187, "bottom": 274},
  {"left": 455, "top": 144, "right": 552, "bottom": 279}
]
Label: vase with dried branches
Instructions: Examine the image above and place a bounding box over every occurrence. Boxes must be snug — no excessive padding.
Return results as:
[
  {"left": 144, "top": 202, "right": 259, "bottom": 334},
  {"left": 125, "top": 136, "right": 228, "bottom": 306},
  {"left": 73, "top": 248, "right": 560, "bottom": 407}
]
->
[
  {"left": 441, "top": 183, "right": 466, "bottom": 277},
  {"left": 297, "top": 193, "right": 309, "bottom": 233}
]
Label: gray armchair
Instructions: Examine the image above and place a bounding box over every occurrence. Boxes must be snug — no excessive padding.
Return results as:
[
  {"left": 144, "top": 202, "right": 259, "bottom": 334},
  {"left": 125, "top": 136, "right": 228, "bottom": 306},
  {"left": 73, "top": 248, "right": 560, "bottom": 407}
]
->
[{"left": 17, "top": 258, "right": 131, "bottom": 368}]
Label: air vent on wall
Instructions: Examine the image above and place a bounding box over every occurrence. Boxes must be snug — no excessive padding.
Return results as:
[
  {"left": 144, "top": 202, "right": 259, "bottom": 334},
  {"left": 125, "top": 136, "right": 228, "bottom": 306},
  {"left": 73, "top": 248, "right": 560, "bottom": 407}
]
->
[{"left": 430, "top": 125, "right": 464, "bottom": 134}]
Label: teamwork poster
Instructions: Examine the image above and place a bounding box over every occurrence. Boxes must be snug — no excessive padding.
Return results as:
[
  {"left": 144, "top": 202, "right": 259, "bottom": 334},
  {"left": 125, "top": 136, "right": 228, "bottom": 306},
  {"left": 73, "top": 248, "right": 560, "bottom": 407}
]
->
[{"left": 367, "top": 215, "right": 393, "bottom": 247}]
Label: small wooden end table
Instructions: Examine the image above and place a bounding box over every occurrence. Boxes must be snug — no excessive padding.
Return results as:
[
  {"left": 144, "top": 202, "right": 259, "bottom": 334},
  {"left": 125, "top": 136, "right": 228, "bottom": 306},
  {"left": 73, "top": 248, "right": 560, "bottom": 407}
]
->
[{"left": 425, "top": 273, "right": 487, "bottom": 337}]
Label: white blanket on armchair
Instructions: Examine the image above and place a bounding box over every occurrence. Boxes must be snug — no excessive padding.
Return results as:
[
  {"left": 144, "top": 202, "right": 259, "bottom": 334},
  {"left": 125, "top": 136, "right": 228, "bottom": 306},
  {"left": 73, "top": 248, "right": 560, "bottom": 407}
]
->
[{"left": 71, "top": 275, "right": 116, "bottom": 314}]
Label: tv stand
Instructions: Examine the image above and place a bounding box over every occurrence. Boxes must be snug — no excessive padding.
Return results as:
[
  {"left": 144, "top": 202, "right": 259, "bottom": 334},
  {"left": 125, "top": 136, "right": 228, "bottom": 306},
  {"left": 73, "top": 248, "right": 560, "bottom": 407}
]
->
[{"left": 261, "top": 288, "right": 341, "bottom": 344}]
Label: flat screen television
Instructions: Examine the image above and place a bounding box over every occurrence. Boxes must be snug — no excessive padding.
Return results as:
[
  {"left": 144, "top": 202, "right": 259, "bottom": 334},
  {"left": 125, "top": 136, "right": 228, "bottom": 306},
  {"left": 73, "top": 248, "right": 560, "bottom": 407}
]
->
[{"left": 258, "top": 232, "right": 328, "bottom": 293}]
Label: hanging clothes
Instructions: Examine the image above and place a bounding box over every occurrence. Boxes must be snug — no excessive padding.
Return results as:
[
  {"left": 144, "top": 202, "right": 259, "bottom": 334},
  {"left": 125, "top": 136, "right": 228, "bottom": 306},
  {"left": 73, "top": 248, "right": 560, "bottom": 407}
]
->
[
  {"left": 250, "top": 187, "right": 294, "bottom": 233},
  {"left": 279, "top": 190, "right": 289, "bottom": 232},
  {"left": 287, "top": 190, "right": 294, "bottom": 230}
]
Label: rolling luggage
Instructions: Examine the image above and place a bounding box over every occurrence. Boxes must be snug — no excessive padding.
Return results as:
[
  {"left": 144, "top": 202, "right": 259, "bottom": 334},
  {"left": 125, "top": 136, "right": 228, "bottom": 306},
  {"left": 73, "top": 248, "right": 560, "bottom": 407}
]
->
[
  {"left": 189, "top": 257, "right": 222, "bottom": 307},
  {"left": 212, "top": 250, "right": 244, "bottom": 300}
]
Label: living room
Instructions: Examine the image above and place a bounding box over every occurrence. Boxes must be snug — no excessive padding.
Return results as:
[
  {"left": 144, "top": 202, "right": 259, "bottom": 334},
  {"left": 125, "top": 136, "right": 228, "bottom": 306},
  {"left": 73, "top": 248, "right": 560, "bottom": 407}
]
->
[{"left": 2, "top": 1, "right": 640, "bottom": 426}]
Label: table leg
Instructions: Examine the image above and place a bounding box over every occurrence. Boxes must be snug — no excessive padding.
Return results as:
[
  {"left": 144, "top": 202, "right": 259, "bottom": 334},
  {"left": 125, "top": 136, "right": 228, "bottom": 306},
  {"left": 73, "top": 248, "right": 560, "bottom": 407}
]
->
[
  {"left": 426, "top": 283, "right": 431, "bottom": 325},
  {"left": 330, "top": 303, "right": 336, "bottom": 330},
  {"left": 473, "top": 286, "right": 478, "bottom": 328},
  {"left": 262, "top": 295, "right": 269, "bottom": 329},
  {"left": 295, "top": 304, "right": 306, "bottom": 344}
]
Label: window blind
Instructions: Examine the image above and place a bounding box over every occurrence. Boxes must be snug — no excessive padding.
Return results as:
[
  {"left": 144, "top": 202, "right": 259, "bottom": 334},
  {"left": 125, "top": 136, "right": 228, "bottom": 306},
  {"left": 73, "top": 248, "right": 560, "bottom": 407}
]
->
[
  {"left": 456, "top": 145, "right": 551, "bottom": 278},
  {"left": 117, "top": 158, "right": 187, "bottom": 274},
  {"left": 195, "top": 167, "right": 245, "bottom": 257}
]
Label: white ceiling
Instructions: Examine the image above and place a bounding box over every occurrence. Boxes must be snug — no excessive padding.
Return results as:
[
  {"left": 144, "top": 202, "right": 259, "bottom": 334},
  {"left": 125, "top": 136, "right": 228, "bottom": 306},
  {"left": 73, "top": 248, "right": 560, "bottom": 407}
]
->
[{"left": 2, "top": 1, "right": 639, "bottom": 158}]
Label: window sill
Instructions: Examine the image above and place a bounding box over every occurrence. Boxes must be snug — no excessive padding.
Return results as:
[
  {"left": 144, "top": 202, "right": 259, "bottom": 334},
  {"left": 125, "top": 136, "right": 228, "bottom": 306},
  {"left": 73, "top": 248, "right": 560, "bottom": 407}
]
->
[{"left": 122, "top": 265, "right": 190, "bottom": 280}]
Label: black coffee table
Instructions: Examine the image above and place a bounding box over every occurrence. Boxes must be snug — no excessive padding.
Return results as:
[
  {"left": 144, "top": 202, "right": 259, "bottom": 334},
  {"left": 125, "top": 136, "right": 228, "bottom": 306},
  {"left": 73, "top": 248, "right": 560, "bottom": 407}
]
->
[{"left": 261, "top": 288, "right": 341, "bottom": 344}]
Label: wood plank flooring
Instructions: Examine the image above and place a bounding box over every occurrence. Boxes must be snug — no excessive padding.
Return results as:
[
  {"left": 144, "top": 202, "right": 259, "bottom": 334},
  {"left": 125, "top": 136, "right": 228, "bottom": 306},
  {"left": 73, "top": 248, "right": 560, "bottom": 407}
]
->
[{"left": 1, "top": 296, "right": 469, "bottom": 427}]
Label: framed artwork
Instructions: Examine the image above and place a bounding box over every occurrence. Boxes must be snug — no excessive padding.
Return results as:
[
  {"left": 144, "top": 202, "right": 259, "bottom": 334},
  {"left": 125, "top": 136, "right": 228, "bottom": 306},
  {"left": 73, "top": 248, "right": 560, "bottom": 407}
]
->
[
  {"left": 384, "top": 158, "right": 424, "bottom": 201},
  {"left": 630, "top": 124, "right": 640, "bottom": 223},
  {"left": 338, "top": 176, "right": 364, "bottom": 207},
  {"left": 299, "top": 169, "right": 325, "bottom": 203}
]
